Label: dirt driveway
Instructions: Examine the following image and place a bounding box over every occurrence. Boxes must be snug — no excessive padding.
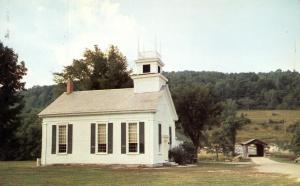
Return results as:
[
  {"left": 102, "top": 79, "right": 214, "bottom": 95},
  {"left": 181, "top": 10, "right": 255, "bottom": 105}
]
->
[{"left": 251, "top": 157, "right": 300, "bottom": 182}]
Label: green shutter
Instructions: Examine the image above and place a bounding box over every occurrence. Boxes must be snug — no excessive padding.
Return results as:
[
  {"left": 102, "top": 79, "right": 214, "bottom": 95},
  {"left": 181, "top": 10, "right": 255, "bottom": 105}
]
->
[
  {"left": 121, "top": 122, "right": 126, "bottom": 154},
  {"left": 139, "top": 122, "right": 145, "bottom": 154},
  {"left": 108, "top": 123, "right": 113, "bottom": 154},
  {"left": 67, "top": 124, "right": 73, "bottom": 154},
  {"left": 51, "top": 125, "right": 56, "bottom": 154},
  {"left": 169, "top": 126, "right": 172, "bottom": 145},
  {"left": 91, "top": 123, "right": 96, "bottom": 154},
  {"left": 158, "top": 124, "right": 162, "bottom": 145}
]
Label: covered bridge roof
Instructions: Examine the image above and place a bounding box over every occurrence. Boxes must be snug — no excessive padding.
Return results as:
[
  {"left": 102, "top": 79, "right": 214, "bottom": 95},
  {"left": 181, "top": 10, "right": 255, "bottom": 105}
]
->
[{"left": 240, "top": 139, "right": 268, "bottom": 146}]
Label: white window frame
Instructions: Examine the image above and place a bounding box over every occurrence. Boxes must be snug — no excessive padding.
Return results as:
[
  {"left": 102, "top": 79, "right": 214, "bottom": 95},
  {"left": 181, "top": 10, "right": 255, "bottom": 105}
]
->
[
  {"left": 96, "top": 122, "right": 108, "bottom": 154},
  {"left": 126, "top": 121, "right": 139, "bottom": 154},
  {"left": 56, "top": 124, "right": 68, "bottom": 155}
]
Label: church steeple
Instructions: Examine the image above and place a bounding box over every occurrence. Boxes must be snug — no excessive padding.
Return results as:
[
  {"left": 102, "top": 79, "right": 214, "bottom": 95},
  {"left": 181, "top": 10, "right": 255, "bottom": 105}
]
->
[{"left": 131, "top": 51, "right": 168, "bottom": 93}]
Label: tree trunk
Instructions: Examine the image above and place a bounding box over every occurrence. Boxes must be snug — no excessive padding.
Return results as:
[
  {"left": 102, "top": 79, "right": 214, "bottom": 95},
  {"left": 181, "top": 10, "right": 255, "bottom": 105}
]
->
[
  {"left": 232, "top": 132, "right": 236, "bottom": 157},
  {"left": 216, "top": 146, "right": 219, "bottom": 161},
  {"left": 194, "top": 145, "right": 200, "bottom": 163}
]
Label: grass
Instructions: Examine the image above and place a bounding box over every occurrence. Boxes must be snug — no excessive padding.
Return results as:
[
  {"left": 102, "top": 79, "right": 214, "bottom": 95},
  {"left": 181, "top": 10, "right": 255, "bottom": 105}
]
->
[
  {"left": 237, "top": 110, "right": 300, "bottom": 144},
  {"left": 269, "top": 157, "right": 296, "bottom": 164},
  {"left": 269, "top": 152, "right": 298, "bottom": 164},
  {"left": 0, "top": 161, "right": 298, "bottom": 186}
]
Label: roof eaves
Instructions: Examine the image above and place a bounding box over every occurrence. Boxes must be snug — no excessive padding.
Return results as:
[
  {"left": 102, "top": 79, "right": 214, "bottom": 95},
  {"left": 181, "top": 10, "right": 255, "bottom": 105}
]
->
[{"left": 38, "top": 109, "right": 157, "bottom": 118}]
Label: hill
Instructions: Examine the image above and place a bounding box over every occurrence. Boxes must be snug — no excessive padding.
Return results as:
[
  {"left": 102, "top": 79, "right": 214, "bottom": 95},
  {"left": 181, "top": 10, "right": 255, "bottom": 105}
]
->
[
  {"left": 164, "top": 70, "right": 300, "bottom": 109},
  {"left": 237, "top": 110, "right": 300, "bottom": 146}
]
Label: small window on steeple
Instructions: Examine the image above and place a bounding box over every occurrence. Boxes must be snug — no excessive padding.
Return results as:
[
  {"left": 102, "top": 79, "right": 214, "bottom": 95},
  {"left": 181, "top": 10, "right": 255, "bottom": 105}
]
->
[
  {"left": 143, "top": 64, "right": 150, "bottom": 73},
  {"left": 158, "top": 66, "right": 161, "bottom": 73}
]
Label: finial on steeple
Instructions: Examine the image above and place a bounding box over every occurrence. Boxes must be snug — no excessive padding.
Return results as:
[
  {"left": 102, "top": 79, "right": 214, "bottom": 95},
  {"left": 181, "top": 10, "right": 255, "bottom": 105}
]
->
[{"left": 137, "top": 36, "right": 140, "bottom": 57}]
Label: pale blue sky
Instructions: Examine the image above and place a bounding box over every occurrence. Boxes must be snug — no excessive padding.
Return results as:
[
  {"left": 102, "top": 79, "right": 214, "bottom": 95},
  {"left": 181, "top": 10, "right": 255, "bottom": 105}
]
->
[{"left": 1, "top": 0, "right": 300, "bottom": 88}]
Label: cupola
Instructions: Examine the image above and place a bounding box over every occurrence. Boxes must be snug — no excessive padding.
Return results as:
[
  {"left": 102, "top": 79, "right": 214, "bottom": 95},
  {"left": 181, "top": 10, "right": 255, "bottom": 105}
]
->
[{"left": 131, "top": 51, "right": 168, "bottom": 93}]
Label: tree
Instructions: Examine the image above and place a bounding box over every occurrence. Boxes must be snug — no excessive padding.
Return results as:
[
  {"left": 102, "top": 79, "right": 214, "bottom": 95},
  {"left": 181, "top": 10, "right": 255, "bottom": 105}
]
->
[
  {"left": 220, "top": 116, "right": 250, "bottom": 156},
  {"left": 17, "top": 85, "right": 62, "bottom": 160},
  {"left": 210, "top": 129, "right": 224, "bottom": 160},
  {"left": 54, "top": 45, "right": 133, "bottom": 90},
  {"left": 0, "top": 42, "right": 27, "bottom": 160},
  {"left": 291, "top": 123, "right": 300, "bottom": 155},
  {"left": 174, "top": 85, "right": 223, "bottom": 161},
  {"left": 215, "top": 100, "right": 250, "bottom": 156}
]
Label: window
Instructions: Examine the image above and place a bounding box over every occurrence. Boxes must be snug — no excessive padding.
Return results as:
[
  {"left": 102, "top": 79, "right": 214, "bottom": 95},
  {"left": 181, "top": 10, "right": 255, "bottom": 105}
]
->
[
  {"left": 128, "top": 122, "right": 138, "bottom": 153},
  {"left": 58, "top": 125, "right": 67, "bottom": 153},
  {"left": 97, "top": 124, "right": 107, "bottom": 153},
  {"left": 158, "top": 66, "right": 161, "bottom": 73},
  {"left": 143, "top": 64, "right": 150, "bottom": 73}
]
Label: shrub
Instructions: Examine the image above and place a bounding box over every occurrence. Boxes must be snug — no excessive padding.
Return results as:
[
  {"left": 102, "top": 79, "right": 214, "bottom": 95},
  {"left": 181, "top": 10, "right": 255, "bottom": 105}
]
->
[{"left": 169, "top": 142, "right": 195, "bottom": 165}]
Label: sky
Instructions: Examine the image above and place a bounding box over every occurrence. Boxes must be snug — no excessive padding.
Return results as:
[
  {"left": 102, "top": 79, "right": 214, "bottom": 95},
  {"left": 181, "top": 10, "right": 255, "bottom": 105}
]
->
[{"left": 0, "top": 0, "right": 300, "bottom": 88}]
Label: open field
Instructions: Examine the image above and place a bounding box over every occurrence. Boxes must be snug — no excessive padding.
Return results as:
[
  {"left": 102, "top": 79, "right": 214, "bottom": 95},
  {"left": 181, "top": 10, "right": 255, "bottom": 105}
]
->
[
  {"left": 237, "top": 110, "right": 300, "bottom": 144},
  {"left": 0, "top": 161, "right": 297, "bottom": 186}
]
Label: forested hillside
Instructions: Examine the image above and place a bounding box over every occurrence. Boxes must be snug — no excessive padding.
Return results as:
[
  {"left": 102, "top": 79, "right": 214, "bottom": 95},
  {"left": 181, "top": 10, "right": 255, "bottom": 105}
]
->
[
  {"left": 18, "top": 85, "right": 63, "bottom": 159},
  {"left": 165, "top": 70, "right": 300, "bottom": 109},
  {"left": 24, "top": 70, "right": 300, "bottom": 117},
  {"left": 20, "top": 69, "right": 300, "bottom": 159}
]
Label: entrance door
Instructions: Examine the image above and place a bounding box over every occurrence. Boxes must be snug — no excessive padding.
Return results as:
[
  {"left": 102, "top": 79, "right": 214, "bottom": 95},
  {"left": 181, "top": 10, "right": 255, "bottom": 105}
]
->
[
  {"left": 256, "top": 144, "right": 264, "bottom": 157},
  {"left": 163, "top": 135, "right": 169, "bottom": 161}
]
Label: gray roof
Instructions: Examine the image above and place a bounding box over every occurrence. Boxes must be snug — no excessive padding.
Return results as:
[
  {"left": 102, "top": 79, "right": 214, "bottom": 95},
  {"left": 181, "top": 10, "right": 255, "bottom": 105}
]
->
[
  {"left": 39, "top": 88, "right": 164, "bottom": 117},
  {"left": 240, "top": 139, "right": 268, "bottom": 146}
]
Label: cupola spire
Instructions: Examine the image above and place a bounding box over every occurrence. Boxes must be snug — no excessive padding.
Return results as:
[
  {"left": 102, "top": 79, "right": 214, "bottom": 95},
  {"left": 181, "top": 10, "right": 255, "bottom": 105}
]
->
[{"left": 131, "top": 50, "right": 168, "bottom": 93}]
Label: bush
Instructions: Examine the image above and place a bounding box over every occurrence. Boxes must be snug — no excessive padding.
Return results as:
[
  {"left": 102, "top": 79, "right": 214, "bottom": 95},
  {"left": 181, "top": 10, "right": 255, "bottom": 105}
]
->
[{"left": 169, "top": 142, "right": 195, "bottom": 165}]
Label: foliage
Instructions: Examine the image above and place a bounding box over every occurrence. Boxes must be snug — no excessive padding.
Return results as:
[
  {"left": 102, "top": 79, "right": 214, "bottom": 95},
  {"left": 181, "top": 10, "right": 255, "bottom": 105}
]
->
[
  {"left": 54, "top": 45, "right": 133, "bottom": 90},
  {"left": 169, "top": 142, "right": 195, "bottom": 164},
  {"left": 0, "top": 42, "right": 27, "bottom": 160},
  {"left": 165, "top": 70, "right": 300, "bottom": 109},
  {"left": 290, "top": 122, "right": 300, "bottom": 155},
  {"left": 17, "top": 85, "right": 63, "bottom": 160},
  {"left": 210, "top": 100, "right": 250, "bottom": 156},
  {"left": 220, "top": 116, "right": 250, "bottom": 156},
  {"left": 173, "top": 85, "right": 223, "bottom": 159}
]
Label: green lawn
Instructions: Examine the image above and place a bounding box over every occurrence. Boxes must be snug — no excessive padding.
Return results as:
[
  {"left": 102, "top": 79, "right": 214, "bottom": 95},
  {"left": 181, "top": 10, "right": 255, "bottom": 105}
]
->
[{"left": 0, "top": 161, "right": 297, "bottom": 186}]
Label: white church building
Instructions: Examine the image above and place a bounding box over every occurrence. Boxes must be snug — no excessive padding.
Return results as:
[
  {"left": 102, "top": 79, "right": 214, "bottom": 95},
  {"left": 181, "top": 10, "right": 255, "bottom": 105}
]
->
[{"left": 39, "top": 51, "right": 178, "bottom": 166}]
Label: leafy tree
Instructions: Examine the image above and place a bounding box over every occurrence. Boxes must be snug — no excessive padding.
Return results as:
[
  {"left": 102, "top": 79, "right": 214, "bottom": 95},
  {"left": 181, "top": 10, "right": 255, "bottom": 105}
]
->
[
  {"left": 0, "top": 42, "right": 27, "bottom": 160},
  {"left": 214, "top": 100, "right": 250, "bottom": 156},
  {"left": 174, "top": 85, "right": 223, "bottom": 161},
  {"left": 16, "top": 109, "right": 41, "bottom": 160},
  {"left": 54, "top": 45, "right": 133, "bottom": 90},
  {"left": 210, "top": 129, "right": 224, "bottom": 160},
  {"left": 291, "top": 123, "right": 300, "bottom": 155},
  {"left": 220, "top": 116, "right": 250, "bottom": 156}
]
